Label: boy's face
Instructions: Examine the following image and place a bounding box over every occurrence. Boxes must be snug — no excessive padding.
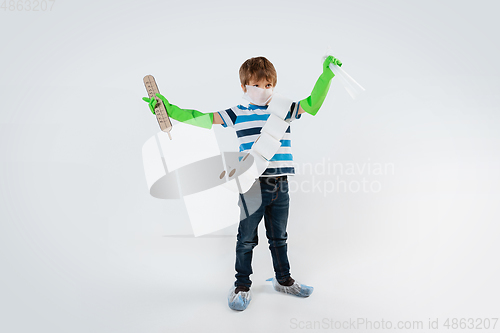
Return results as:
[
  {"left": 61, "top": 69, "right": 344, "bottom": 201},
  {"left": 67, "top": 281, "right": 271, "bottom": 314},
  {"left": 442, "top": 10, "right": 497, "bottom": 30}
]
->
[{"left": 241, "top": 78, "right": 274, "bottom": 105}]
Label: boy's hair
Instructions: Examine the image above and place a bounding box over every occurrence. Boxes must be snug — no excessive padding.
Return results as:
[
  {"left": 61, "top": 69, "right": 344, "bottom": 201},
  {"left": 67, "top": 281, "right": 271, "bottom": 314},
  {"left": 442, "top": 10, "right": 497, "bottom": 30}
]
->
[{"left": 239, "top": 56, "right": 277, "bottom": 87}]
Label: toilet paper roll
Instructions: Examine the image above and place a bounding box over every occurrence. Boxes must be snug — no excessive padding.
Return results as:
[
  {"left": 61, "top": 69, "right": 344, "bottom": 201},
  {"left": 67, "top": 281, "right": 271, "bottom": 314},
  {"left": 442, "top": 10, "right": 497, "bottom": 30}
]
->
[
  {"left": 251, "top": 132, "right": 282, "bottom": 161},
  {"left": 261, "top": 113, "right": 291, "bottom": 141},
  {"left": 142, "top": 122, "right": 261, "bottom": 236},
  {"left": 267, "top": 93, "right": 294, "bottom": 119}
]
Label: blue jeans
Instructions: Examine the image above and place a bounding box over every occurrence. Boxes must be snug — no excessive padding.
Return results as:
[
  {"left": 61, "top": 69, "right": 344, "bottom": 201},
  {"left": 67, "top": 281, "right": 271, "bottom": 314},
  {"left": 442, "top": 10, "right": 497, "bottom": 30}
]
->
[{"left": 234, "top": 176, "right": 291, "bottom": 288}]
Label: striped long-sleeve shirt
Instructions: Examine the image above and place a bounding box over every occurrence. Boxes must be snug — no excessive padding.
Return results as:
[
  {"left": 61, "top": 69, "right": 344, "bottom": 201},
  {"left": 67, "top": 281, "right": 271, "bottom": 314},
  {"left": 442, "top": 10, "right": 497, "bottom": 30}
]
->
[{"left": 217, "top": 101, "right": 302, "bottom": 177}]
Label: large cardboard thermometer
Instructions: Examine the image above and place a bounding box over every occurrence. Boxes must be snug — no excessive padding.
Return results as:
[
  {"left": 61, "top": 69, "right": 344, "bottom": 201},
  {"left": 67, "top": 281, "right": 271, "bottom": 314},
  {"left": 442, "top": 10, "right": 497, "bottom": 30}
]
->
[{"left": 143, "top": 75, "right": 173, "bottom": 140}]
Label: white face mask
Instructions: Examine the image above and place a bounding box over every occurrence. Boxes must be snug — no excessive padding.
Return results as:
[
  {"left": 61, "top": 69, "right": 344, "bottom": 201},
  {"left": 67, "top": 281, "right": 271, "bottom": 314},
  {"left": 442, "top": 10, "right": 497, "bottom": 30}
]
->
[{"left": 242, "top": 85, "right": 274, "bottom": 106}]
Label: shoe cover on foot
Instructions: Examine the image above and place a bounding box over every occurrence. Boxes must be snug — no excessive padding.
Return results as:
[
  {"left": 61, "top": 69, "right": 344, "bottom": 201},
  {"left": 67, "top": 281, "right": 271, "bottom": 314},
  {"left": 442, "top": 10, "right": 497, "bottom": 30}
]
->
[
  {"left": 227, "top": 286, "right": 252, "bottom": 311},
  {"left": 266, "top": 277, "right": 313, "bottom": 297}
]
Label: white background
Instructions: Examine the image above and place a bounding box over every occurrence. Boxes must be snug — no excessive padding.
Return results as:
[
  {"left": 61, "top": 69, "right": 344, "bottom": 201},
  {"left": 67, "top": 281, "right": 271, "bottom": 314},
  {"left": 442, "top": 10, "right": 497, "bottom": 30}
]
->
[{"left": 1, "top": 0, "right": 499, "bottom": 332}]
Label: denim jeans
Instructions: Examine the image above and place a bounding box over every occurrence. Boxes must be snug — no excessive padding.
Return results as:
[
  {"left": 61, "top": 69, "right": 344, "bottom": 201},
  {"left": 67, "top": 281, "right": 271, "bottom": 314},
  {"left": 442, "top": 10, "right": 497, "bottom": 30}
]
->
[{"left": 234, "top": 176, "right": 290, "bottom": 288}]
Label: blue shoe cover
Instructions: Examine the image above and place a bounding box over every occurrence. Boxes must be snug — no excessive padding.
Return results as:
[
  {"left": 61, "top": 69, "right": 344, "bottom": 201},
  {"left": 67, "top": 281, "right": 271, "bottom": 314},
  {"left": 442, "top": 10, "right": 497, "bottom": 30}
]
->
[
  {"left": 227, "top": 286, "right": 252, "bottom": 311},
  {"left": 266, "top": 277, "right": 314, "bottom": 297}
]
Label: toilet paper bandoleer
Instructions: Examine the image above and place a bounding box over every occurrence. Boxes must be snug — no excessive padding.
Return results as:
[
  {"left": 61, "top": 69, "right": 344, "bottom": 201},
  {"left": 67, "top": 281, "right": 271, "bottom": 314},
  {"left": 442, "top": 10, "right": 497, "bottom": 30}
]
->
[{"left": 142, "top": 54, "right": 342, "bottom": 311}]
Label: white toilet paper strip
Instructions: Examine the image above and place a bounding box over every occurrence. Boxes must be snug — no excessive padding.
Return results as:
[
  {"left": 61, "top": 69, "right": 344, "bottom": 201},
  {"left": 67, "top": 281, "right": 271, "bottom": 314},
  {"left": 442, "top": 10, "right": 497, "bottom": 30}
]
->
[
  {"left": 267, "top": 93, "right": 294, "bottom": 119},
  {"left": 252, "top": 132, "right": 282, "bottom": 161},
  {"left": 261, "top": 113, "right": 291, "bottom": 141}
]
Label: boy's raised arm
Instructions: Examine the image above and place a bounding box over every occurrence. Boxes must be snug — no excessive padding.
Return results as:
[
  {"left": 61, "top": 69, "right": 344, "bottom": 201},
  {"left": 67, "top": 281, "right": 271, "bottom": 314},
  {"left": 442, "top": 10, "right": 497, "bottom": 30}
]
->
[
  {"left": 299, "top": 55, "right": 342, "bottom": 116},
  {"left": 143, "top": 93, "right": 226, "bottom": 127},
  {"left": 143, "top": 93, "right": 214, "bottom": 129}
]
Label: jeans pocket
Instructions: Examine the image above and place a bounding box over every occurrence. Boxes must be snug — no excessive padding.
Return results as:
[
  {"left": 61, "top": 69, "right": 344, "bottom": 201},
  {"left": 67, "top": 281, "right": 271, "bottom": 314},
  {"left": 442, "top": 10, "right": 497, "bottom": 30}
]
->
[{"left": 280, "top": 180, "right": 289, "bottom": 193}]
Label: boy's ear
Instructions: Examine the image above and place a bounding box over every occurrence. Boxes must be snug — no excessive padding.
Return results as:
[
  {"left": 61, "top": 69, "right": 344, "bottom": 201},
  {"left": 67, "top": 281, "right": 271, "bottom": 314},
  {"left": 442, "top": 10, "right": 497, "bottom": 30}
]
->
[{"left": 241, "top": 84, "right": 246, "bottom": 93}]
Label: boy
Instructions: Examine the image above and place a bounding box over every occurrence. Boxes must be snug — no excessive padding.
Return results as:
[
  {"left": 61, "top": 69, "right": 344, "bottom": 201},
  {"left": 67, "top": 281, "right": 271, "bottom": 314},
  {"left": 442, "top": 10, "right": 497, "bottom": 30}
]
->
[{"left": 143, "top": 54, "right": 342, "bottom": 311}]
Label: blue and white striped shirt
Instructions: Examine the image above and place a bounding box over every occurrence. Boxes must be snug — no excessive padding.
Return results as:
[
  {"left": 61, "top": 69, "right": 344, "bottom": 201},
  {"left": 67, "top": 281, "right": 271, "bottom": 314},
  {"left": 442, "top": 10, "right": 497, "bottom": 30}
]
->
[{"left": 217, "top": 101, "right": 302, "bottom": 177}]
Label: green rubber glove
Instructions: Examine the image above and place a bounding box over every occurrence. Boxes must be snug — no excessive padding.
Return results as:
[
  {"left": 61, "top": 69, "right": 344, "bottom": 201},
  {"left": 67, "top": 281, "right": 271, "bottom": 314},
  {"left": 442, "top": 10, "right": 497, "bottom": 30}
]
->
[
  {"left": 300, "top": 55, "right": 342, "bottom": 116},
  {"left": 142, "top": 93, "right": 213, "bottom": 129}
]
